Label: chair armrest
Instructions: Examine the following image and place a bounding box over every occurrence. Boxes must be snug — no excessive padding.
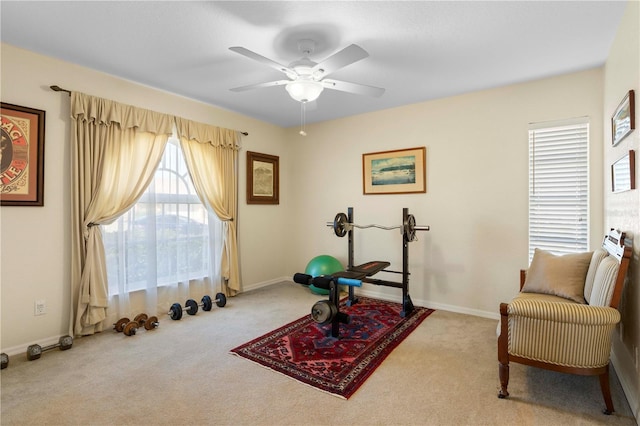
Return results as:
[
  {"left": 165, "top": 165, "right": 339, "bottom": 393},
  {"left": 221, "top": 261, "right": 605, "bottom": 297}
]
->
[
  {"left": 508, "top": 298, "right": 620, "bottom": 325},
  {"left": 503, "top": 298, "right": 620, "bottom": 368},
  {"left": 519, "top": 269, "right": 527, "bottom": 291}
]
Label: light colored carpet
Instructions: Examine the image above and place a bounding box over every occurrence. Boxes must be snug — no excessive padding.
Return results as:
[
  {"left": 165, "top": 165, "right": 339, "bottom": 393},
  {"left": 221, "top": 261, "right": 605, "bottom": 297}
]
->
[{"left": 0, "top": 282, "right": 635, "bottom": 425}]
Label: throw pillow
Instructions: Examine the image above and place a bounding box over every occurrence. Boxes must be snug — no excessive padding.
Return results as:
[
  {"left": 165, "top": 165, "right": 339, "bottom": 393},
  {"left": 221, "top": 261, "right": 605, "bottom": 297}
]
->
[{"left": 522, "top": 249, "right": 593, "bottom": 303}]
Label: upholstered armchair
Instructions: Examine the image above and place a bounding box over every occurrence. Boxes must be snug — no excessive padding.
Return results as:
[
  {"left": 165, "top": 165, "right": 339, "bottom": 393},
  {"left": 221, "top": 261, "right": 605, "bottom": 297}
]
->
[{"left": 497, "top": 229, "right": 632, "bottom": 414}]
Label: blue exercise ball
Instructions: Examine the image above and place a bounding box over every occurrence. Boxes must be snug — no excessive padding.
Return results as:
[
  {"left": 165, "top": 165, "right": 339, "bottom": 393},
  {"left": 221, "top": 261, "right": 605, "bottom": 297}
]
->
[{"left": 305, "top": 255, "right": 344, "bottom": 295}]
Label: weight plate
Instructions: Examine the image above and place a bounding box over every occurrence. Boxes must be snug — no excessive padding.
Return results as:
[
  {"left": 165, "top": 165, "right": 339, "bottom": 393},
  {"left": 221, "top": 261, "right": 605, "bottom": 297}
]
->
[
  {"left": 145, "top": 316, "right": 159, "bottom": 330},
  {"left": 169, "top": 303, "right": 183, "bottom": 320},
  {"left": 134, "top": 313, "right": 148, "bottom": 326},
  {"left": 114, "top": 318, "right": 131, "bottom": 333},
  {"left": 333, "top": 212, "right": 348, "bottom": 237},
  {"left": 202, "top": 295, "right": 213, "bottom": 311},
  {"left": 185, "top": 299, "right": 198, "bottom": 315},
  {"left": 404, "top": 214, "right": 416, "bottom": 242},
  {"left": 1, "top": 353, "right": 8, "bottom": 369},
  {"left": 215, "top": 292, "right": 227, "bottom": 307},
  {"left": 310, "top": 300, "right": 336, "bottom": 325},
  {"left": 123, "top": 322, "right": 138, "bottom": 336}
]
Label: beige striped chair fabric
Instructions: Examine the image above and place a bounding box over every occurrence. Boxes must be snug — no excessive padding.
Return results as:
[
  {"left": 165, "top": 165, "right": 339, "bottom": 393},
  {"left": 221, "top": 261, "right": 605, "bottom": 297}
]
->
[
  {"left": 588, "top": 256, "right": 620, "bottom": 307},
  {"left": 507, "top": 295, "right": 620, "bottom": 368},
  {"left": 583, "top": 248, "right": 609, "bottom": 303}
]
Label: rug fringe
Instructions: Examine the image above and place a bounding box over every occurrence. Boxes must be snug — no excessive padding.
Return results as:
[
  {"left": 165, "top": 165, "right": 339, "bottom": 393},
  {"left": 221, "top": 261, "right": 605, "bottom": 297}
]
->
[{"left": 228, "top": 351, "right": 347, "bottom": 400}]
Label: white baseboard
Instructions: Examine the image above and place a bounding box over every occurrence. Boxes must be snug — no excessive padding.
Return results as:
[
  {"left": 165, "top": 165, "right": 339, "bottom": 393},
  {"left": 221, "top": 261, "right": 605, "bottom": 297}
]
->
[
  {"left": 354, "top": 287, "right": 500, "bottom": 320},
  {"left": 242, "top": 276, "right": 291, "bottom": 293},
  {"left": 611, "top": 348, "right": 639, "bottom": 422},
  {"left": 242, "top": 279, "right": 497, "bottom": 320},
  {"left": 2, "top": 335, "right": 67, "bottom": 358}
]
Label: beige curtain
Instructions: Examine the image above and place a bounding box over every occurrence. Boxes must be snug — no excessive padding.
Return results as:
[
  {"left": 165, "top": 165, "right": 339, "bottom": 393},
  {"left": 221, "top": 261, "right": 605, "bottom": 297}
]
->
[
  {"left": 70, "top": 92, "right": 173, "bottom": 336},
  {"left": 175, "top": 117, "right": 241, "bottom": 296}
]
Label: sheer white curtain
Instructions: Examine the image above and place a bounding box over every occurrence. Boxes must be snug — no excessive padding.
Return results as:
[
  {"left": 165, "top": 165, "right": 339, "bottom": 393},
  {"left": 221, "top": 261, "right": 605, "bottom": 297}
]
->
[{"left": 103, "top": 136, "right": 224, "bottom": 321}]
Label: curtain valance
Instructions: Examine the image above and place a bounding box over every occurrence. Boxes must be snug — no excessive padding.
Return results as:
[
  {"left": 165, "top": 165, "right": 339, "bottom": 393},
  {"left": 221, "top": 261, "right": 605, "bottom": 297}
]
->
[
  {"left": 71, "top": 92, "right": 174, "bottom": 134},
  {"left": 175, "top": 117, "right": 240, "bottom": 149}
]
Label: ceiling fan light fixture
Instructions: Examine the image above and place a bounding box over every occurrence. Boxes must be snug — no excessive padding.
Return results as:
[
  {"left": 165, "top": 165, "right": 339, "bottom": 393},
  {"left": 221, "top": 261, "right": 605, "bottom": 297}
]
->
[{"left": 285, "top": 80, "right": 324, "bottom": 103}]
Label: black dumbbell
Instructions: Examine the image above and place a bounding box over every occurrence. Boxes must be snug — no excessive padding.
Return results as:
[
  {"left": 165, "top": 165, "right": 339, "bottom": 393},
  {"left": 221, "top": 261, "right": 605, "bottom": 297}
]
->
[
  {"left": 113, "top": 317, "right": 139, "bottom": 336},
  {"left": 208, "top": 293, "right": 227, "bottom": 308},
  {"left": 168, "top": 293, "right": 227, "bottom": 320},
  {"left": 1, "top": 353, "right": 8, "bottom": 369},
  {"left": 133, "top": 313, "right": 159, "bottom": 331},
  {"left": 26, "top": 335, "right": 73, "bottom": 361}
]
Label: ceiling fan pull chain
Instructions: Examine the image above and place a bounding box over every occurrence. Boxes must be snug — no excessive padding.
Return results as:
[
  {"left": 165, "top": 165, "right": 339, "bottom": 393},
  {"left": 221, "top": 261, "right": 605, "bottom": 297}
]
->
[{"left": 299, "top": 102, "right": 307, "bottom": 136}]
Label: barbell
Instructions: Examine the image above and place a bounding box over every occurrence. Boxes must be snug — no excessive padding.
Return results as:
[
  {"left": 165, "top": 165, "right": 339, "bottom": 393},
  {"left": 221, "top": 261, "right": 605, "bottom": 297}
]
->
[{"left": 327, "top": 212, "right": 429, "bottom": 241}]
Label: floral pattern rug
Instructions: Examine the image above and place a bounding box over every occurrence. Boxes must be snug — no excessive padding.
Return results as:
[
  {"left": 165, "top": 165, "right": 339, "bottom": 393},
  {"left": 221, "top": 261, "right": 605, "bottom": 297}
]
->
[{"left": 230, "top": 296, "right": 434, "bottom": 399}]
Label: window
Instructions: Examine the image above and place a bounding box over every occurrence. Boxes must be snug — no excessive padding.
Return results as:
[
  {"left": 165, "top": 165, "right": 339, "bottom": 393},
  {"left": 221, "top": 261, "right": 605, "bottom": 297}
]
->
[
  {"left": 528, "top": 118, "right": 589, "bottom": 261},
  {"left": 103, "top": 137, "right": 222, "bottom": 294}
]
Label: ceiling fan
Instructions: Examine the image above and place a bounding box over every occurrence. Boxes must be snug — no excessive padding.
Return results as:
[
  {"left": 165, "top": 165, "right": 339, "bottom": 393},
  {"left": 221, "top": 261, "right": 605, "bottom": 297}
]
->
[{"left": 229, "top": 39, "right": 385, "bottom": 103}]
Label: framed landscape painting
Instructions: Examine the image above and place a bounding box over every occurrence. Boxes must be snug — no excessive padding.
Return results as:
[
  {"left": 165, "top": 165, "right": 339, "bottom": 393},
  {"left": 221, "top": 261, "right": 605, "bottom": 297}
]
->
[
  {"left": 611, "top": 150, "right": 635, "bottom": 193},
  {"left": 363, "top": 147, "right": 426, "bottom": 195},
  {"left": 611, "top": 90, "right": 635, "bottom": 146},
  {"left": 1, "top": 103, "right": 46, "bottom": 206},
  {"left": 247, "top": 151, "right": 279, "bottom": 204}
]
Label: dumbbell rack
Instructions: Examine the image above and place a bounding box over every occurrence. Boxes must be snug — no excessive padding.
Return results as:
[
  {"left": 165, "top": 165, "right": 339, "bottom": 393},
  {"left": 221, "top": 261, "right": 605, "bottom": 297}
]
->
[{"left": 340, "top": 207, "right": 426, "bottom": 317}]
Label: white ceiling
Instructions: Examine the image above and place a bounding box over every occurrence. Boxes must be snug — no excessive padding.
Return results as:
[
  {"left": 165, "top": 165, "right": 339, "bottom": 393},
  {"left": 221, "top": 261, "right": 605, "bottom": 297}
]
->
[{"left": 0, "top": 1, "right": 627, "bottom": 128}]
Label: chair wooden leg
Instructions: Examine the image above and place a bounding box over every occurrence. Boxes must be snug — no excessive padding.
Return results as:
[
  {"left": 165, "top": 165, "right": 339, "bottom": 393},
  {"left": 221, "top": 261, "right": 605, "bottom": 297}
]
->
[
  {"left": 599, "top": 365, "right": 614, "bottom": 415},
  {"left": 498, "top": 362, "right": 510, "bottom": 398},
  {"left": 497, "top": 303, "right": 510, "bottom": 399}
]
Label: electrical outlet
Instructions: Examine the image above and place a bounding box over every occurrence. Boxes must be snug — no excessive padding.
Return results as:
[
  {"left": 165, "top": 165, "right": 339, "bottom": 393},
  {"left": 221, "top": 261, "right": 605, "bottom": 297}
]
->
[{"left": 34, "top": 300, "right": 46, "bottom": 316}]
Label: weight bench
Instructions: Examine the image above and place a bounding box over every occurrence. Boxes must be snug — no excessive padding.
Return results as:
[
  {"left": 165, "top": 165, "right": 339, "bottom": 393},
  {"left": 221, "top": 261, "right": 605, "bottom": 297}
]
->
[
  {"left": 341, "top": 260, "right": 390, "bottom": 307},
  {"left": 328, "top": 207, "right": 429, "bottom": 317}
]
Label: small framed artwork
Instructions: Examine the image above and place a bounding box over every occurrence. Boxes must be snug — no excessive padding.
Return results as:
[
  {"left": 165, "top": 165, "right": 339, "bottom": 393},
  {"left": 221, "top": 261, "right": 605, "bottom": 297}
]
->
[
  {"left": 611, "top": 90, "right": 635, "bottom": 146},
  {"left": 611, "top": 150, "right": 635, "bottom": 193},
  {"left": 247, "top": 151, "right": 279, "bottom": 204},
  {"left": 363, "top": 147, "right": 426, "bottom": 195},
  {"left": 1, "top": 103, "right": 46, "bottom": 206}
]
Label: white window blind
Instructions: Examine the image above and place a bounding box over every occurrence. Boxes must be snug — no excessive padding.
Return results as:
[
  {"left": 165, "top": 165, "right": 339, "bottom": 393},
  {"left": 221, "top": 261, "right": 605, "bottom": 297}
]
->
[{"left": 529, "top": 119, "right": 589, "bottom": 261}]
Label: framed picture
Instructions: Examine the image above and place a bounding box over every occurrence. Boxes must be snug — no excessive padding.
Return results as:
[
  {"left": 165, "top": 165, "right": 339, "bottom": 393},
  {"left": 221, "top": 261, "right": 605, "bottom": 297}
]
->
[
  {"left": 1, "top": 103, "right": 46, "bottom": 206},
  {"left": 611, "top": 150, "right": 635, "bottom": 193},
  {"left": 247, "top": 151, "right": 279, "bottom": 204},
  {"left": 363, "top": 147, "right": 426, "bottom": 195},
  {"left": 611, "top": 90, "right": 635, "bottom": 146}
]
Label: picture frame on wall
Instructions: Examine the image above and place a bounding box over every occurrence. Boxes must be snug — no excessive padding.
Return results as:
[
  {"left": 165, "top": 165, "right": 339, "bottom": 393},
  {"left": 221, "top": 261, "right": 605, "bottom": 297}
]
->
[
  {"left": 1, "top": 102, "right": 46, "bottom": 206},
  {"left": 611, "top": 90, "right": 635, "bottom": 146},
  {"left": 362, "top": 147, "right": 426, "bottom": 195},
  {"left": 611, "top": 150, "right": 635, "bottom": 193},
  {"left": 247, "top": 151, "right": 279, "bottom": 204}
]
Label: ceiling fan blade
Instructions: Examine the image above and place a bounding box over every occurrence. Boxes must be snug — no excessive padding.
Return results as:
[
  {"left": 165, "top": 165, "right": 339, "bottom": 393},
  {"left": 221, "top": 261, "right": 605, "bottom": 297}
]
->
[
  {"left": 229, "top": 46, "right": 296, "bottom": 76},
  {"left": 230, "top": 80, "right": 290, "bottom": 92},
  {"left": 322, "top": 79, "right": 385, "bottom": 97},
  {"left": 312, "top": 44, "right": 369, "bottom": 78}
]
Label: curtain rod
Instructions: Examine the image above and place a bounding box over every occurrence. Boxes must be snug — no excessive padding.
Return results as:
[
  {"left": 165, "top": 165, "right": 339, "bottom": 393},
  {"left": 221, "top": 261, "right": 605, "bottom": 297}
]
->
[{"left": 49, "top": 85, "right": 249, "bottom": 136}]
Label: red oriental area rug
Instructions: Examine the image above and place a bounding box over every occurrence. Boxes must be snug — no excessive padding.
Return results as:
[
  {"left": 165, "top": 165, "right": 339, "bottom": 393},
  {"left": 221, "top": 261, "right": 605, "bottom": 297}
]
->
[{"left": 229, "top": 296, "right": 434, "bottom": 399}]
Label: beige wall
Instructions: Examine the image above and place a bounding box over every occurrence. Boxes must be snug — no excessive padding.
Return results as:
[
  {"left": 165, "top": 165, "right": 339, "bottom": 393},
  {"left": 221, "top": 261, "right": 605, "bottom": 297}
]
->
[
  {"left": 287, "top": 68, "right": 604, "bottom": 318},
  {"left": 0, "top": 44, "right": 291, "bottom": 350},
  {"left": 604, "top": 0, "right": 640, "bottom": 418}
]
